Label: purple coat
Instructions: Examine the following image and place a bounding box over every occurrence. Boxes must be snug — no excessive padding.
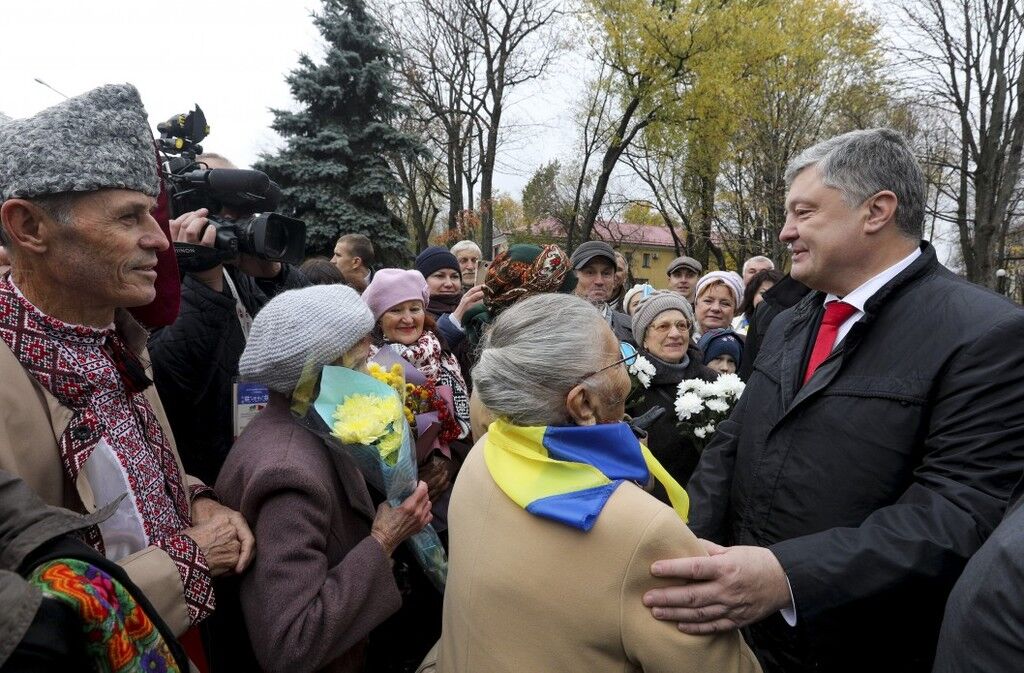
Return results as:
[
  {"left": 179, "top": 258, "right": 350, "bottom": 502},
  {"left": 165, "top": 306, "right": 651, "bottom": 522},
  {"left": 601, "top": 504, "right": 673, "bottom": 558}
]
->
[{"left": 216, "top": 394, "right": 401, "bottom": 673}]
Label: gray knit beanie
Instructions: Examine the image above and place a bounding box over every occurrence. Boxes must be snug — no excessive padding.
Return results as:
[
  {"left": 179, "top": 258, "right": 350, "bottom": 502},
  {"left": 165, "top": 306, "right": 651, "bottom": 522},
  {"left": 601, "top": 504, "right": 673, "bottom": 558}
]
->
[
  {"left": 0, "top": 83, "right": 159, "bottom": 200},
  {"left": 239, "top": 284, "right": 375, "bottom": 394},
  {"left": 632, "top": 290, "right": 696, "bottom": 345}
]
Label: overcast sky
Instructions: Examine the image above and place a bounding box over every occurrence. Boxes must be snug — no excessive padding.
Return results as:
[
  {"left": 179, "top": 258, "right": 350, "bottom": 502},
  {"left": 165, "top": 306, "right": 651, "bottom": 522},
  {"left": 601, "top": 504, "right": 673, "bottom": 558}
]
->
[{"left": 0, "top": 0, "right": 579, "bottom": 197}]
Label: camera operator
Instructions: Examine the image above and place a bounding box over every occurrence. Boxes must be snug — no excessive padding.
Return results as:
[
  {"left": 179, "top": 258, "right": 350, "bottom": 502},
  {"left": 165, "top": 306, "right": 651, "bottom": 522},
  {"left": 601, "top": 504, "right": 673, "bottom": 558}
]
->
[{"left": 149, "top": 153, "right": 310, "bottom": 486}]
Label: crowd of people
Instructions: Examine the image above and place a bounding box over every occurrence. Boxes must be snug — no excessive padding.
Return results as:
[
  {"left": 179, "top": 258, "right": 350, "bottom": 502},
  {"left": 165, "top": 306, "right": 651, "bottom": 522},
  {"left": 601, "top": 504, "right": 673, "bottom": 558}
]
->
[{"left": 0, "top": 83, "right": 1023, "bottom": 673}]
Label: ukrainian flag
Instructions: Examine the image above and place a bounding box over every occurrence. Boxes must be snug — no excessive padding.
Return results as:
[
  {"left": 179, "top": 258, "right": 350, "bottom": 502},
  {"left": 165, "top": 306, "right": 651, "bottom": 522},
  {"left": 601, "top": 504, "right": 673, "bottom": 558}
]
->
[{"left": 484, "top": 420, "right": 689, "bottom": 531}]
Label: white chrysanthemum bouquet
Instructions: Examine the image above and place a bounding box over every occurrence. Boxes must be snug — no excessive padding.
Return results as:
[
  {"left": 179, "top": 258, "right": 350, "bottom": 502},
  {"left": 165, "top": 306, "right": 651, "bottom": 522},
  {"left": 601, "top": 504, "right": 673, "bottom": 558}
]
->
[{"left": 674, "top": 373, "right": 746, "bottom": 449}]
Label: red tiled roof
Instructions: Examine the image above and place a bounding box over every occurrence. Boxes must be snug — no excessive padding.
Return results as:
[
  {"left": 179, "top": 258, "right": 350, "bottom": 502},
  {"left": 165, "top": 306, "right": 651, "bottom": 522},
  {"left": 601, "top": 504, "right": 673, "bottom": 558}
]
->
[{"left": 526, "top": 217, "right": 681, "bottom": 249}]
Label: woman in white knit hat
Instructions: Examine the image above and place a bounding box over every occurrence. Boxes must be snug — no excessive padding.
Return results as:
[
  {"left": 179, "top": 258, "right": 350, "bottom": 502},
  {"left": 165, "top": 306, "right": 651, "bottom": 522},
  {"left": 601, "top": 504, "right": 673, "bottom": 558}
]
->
[
  {"left": 693, "top": 270, "right": 745, "bottom": 339},
  {"left": 214, "top": 284, "right": 432, "bottom": 673}
]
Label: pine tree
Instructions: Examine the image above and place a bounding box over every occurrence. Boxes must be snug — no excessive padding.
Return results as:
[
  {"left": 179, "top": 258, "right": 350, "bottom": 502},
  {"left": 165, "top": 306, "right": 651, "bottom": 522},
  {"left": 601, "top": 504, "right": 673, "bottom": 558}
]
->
[{"left": 256, "top": 0, "right": 419, "bottom": 266}]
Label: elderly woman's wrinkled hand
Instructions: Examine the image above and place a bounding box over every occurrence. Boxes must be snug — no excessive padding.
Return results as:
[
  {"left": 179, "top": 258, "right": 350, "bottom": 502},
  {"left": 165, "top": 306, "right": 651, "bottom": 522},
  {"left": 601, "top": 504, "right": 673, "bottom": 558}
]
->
[{"left": 371, "top": 480, "right": 433, "bottom": 556}]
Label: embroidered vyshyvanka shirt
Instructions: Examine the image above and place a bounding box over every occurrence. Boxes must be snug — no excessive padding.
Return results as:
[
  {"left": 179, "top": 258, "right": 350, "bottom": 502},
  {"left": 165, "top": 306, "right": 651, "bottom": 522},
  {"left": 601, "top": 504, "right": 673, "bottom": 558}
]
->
[{"left": 0, "top": 275, "right": 215, "bottom": 625}]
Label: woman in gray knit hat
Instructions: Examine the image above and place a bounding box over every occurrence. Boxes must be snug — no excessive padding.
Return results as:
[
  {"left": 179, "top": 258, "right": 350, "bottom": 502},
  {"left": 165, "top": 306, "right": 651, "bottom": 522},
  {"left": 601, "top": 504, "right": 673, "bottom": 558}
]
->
[
  {"left": 213, "top": 284, "right": 432, "bottom": 673},
  {"left": 625, "top": 291, "right": 719, "bottom": 500}
]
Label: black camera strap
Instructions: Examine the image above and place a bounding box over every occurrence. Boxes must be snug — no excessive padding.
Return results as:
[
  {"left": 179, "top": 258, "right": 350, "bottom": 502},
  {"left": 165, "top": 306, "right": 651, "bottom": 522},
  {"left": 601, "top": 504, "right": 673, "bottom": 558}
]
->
[{"left": 172, "top": 242, "right": 232, "bottom": 273}]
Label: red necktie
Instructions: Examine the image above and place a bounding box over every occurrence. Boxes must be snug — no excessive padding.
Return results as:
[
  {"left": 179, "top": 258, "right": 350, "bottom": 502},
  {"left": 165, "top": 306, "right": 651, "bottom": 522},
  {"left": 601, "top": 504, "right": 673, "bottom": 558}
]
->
[{"left": 803, "top": 301, "right": 858, "bottom": 385}]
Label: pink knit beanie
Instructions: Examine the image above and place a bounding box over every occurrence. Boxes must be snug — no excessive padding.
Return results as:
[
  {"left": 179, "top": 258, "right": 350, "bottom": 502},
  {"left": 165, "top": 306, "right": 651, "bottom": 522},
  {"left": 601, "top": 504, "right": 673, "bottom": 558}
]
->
[{"left": 362, "top": 268, "right": 431, "bottom": 320}]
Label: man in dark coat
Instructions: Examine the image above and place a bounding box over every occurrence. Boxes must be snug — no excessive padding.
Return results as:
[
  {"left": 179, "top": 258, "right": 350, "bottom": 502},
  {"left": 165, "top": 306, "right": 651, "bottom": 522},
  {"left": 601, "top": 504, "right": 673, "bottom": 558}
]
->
[
  {"left": 641, "top": 128, "right": 1024, "bottom": 672},
  {"left": 149, "top": 153, "right": 309, "bottom": 485},
  {"left": 570, "top": 240, "right": 635, "bottom": 344},
  {"left": 932, "top": 475, "right": 1024, "bottom": 672}
]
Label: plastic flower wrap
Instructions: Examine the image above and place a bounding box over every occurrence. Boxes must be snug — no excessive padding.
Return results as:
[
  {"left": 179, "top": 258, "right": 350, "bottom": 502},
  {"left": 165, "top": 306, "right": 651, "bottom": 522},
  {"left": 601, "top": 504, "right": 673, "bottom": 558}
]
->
[
  {"left": 292, "top": 364, "right": 447, "bottom": 591},
  {"left": 369, "top": 349, "right": 457, "bottom": 464},
  {"left": 674, "top": 373, "right": 745, "bottom": 451}
]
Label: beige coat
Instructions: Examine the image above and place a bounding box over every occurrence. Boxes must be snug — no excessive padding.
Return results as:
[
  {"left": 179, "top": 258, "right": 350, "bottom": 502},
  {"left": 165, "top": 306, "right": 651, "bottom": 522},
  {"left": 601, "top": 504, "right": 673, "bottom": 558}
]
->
[
  {"left": 0, "top": 309, "right": 200, "bottom": 636},
  {"left": 433, "top": 439, "right": 761, "bottom": 673}
]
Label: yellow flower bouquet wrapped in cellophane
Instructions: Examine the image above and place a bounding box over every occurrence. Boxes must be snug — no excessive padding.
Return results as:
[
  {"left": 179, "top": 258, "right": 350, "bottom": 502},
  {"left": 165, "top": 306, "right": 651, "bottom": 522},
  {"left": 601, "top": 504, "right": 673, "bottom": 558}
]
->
[{"left": 291, "top": 364, "right": 448, "bottom": 590}]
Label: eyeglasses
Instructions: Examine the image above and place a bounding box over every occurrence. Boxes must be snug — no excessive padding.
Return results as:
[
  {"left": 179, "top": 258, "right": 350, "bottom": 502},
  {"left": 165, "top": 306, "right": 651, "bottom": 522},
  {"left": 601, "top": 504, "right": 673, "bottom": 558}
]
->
[
  {"left": 649, "top": 320, "right": 690, "bottom": 335},
  {"left": 575, "top": 342, "right": 638, "bottom": 387}
]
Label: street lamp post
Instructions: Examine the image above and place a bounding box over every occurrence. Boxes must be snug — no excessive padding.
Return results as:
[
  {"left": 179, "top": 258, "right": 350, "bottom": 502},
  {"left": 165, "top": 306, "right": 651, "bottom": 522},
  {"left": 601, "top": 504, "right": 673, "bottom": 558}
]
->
[{"left": 996, "top": 268, "right": 1008, "bottom": 295}]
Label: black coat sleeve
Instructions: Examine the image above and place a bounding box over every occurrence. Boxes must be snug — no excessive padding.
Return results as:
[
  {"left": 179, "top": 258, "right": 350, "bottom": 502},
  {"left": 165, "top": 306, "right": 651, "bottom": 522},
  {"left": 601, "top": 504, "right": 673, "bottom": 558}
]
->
[
  {"left": 932, "top": 499, "right": 1024, "bottom": 673},
  {"left": 770, "top": 310, "right": 1024, "bottom": 621},
  {"left": 149, "top": 274, "right": 239, "bottom": 400}
]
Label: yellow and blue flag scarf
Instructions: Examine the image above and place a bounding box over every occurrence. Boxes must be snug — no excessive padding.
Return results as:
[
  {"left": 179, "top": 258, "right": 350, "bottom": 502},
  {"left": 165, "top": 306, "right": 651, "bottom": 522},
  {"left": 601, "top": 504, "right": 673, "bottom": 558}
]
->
[{"left": 484, "top": 419, "right": 689, "bottom": 531}]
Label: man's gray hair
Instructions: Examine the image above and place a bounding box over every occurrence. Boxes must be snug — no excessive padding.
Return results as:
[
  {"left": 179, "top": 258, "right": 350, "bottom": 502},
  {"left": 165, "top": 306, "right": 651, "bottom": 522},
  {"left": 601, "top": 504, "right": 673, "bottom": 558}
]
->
[
  {"left": 473, "top": 293, "right": 609, "bottom": 426},
  {"left": 785, "top": 128, "right": 926, "bottom": 239},
  {"left": 450, "top": 239, "right": 482, "bottom": 257},
  {"left": 742, "top": 256, "right": 774, "bottom": 273}
]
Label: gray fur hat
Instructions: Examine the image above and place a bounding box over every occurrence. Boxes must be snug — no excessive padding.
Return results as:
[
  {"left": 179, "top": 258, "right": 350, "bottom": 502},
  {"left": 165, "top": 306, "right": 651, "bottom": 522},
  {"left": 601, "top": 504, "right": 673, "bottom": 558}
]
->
[
  {"left": 239, "top": 284, "right": 375, "bottom": 394},
  {"left": 0, "top": 84, "right": 159, "bottom": 201},
  {"left": 632, "top": 290, "right": 696, "bottom": 345}
]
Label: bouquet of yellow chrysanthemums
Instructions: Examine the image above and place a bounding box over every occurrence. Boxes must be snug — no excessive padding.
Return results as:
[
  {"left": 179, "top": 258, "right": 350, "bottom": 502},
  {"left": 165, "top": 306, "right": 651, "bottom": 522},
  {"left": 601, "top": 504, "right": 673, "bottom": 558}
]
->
[{"left": 291, "top": 364, "right": 447, "bottom": 590}]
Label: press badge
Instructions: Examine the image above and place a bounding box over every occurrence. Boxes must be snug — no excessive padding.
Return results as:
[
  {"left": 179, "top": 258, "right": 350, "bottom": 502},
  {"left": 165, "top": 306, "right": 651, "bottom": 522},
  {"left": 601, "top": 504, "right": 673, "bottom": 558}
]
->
[{"left": 233, "top": 378, "right": 270, "bottom": 440}]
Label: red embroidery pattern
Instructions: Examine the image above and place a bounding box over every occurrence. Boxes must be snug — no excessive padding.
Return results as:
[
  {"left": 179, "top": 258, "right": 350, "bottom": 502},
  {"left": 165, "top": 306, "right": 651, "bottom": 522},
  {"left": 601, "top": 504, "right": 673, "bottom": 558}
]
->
[{"left": 0, "top": 276, "right": 215, "bottom": 624}]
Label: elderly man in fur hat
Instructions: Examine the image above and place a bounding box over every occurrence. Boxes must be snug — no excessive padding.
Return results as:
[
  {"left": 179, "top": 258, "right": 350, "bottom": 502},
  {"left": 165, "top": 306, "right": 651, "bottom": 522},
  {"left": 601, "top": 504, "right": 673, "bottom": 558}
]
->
[{"left": 0, "top": 84, "right": 253, "bottom": 641}]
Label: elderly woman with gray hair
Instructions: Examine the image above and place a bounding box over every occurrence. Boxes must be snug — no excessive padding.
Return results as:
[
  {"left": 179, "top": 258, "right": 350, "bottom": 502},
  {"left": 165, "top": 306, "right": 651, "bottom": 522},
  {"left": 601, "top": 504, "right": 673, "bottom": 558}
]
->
[
  {"left": 214, "top": 284, "right": 432, "bottom": 673},
  {"left": 429, "top": 293, "right": 759, "bottom": 673},
  {"left": 625, "top": 291, "right": 719, "bottom": 498}
]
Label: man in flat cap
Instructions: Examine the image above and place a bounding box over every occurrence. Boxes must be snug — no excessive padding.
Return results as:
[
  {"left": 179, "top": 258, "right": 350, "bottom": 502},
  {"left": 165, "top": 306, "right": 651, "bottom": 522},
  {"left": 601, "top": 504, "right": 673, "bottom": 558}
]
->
[
  {"left": 570, "top": 240, "right": 635, "bottom": 344},
  {"left": 666, "top": 255, "right": 702, "bottom": 303},
  {"left": 0, "top": 84, "right": 253, "bottom": 640}
]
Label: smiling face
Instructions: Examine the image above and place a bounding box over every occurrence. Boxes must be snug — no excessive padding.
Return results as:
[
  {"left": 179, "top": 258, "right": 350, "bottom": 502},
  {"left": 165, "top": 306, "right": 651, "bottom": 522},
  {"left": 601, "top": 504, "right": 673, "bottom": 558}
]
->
[
  {"left": 695, "top": 283, "right": 736, "bottom": 332},
  {"left": 642, "top": 308, "right": 690, "bottom": 364},
  {"left": 380, "top": 299, "right": 426, "bottom": 345},
  {"left": 48, "top": 189, "right": 167, "bottom": 311},
  {"left": 781, "top": 166, "right": 870, "bottom": 296},
  {"left": 426, "top": 268, "right": 462, "bottom": 296}
]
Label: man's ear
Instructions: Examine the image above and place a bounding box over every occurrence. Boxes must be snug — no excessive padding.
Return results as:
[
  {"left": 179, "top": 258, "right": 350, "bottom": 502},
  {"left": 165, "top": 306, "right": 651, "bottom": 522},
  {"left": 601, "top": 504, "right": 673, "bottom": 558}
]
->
[
  {"left": 863, "top": 190, "right": 898, "bottom": 235},
  {"left": 565, "top": 384, "right": 598, "bottom": 426},
  {"left": 352, "top": 256, "right": 363, "bottom": 270},
  {"left": 1, "top": 199, "right": 51, "bottom": 255}
]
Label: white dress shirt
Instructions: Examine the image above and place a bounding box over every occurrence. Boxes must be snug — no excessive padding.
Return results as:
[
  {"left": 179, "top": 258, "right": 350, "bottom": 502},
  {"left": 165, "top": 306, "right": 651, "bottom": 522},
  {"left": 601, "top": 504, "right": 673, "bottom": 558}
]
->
[{"left": 825, "top": 246, "right": 922, "bottom": 348}]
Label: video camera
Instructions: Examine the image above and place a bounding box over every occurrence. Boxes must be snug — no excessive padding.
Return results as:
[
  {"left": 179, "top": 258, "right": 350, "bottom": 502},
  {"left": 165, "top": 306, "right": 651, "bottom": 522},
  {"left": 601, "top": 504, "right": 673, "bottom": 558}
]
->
[{"left": 156, "top": 106, "right": 306, "bottom": 273}]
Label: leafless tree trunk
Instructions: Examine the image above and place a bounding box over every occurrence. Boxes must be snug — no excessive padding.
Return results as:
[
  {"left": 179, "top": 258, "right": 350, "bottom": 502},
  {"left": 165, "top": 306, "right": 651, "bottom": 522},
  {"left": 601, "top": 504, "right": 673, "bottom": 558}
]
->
[
  {"left": 459, "top": 0, "right": 562, "bottom": 257},
  {"left": 900, "top": 0, "right": 1024, "bottom": 287}
]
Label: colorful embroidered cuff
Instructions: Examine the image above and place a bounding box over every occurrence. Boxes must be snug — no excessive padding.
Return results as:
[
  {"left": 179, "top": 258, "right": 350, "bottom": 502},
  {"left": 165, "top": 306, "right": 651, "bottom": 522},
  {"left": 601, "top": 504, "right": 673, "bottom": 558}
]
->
[
  {"left": 153, "top": 533, "right": 216, "bottom": 626},
  {"left": 189, "top": 483, "right": 218, "bottom": 503}
]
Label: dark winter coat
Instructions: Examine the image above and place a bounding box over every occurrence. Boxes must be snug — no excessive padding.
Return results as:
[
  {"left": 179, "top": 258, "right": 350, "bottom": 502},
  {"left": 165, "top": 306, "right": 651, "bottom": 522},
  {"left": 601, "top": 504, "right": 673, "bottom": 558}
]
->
[
  {"left": 149, "top": 264, "right": 308, "bottom": 485},
  {"left": 687, "top": 243, "right": 1024, "bottom": 673},
  {"left": 737, "top": 274, "right": 810, "bottom": 382},
  {"left": 933, "top": 476, "right": 1024, "bottom": 673},
  {"left": 625, "top": 347, "right": 718, "bottom": 501}
]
